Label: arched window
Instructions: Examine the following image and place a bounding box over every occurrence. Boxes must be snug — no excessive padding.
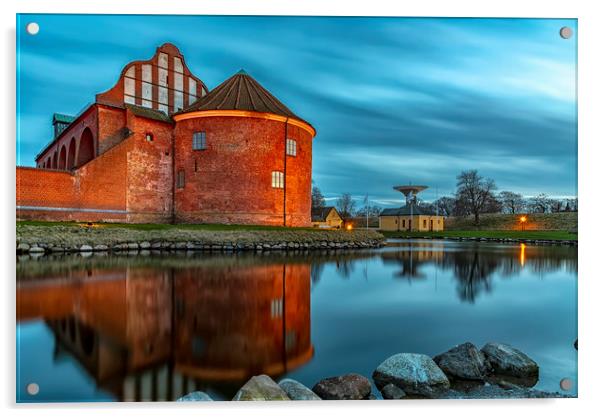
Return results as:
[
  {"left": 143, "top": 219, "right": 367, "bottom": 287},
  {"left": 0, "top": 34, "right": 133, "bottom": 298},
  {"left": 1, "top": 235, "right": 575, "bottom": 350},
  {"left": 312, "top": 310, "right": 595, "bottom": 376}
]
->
[
  {"left": 52, "top": 152, "right": 58, "bottom": 169},
  {"left": 77, "top": 128, "right": 95, "bottom": 167},
  {"left": 67, "top": 137, "right": 76, "bottom": 169},
  {"left": 58, "top": 146, "right": 67, "bottom": 170}
]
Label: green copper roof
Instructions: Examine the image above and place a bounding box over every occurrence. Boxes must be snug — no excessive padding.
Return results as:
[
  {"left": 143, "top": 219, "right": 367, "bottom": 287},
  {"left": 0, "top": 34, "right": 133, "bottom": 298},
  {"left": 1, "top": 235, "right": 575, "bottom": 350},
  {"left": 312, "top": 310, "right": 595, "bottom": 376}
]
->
[{"left": 52, "top": 113, "right": 75, "bottom": 124}]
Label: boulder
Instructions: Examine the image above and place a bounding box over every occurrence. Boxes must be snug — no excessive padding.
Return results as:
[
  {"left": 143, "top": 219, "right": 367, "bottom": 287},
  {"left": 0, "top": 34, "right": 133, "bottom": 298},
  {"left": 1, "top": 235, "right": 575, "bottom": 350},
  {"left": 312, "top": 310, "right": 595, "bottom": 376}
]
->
[
  {"left": 481, "top": 343, "right": 539, "bottom": 378},
  {"left": 177, "top": 391, "right": 213, "bottom": 401},
  {"left": 380, "top": 383, "right": 406, "bottom": 399},
  {"left": 312, "top": 373, "right": 372, "bottom": 400},
  {"left": 278, "top": 378, "right": 321, "bottom": 400},
  {"left": 372, "top": 353, "right": 450, "bottom": 398},
  {"left": 232, "top": 375, "right": 290, "bottom": 401},
  {"left": 17, "top": 242, "right": 30, "bottom": 252},
  {"left": 433, "top": 342, "right": 490, "bottom": 380},
  {"left": 80, "top": 245, "right": 93, "bottom": 252}
]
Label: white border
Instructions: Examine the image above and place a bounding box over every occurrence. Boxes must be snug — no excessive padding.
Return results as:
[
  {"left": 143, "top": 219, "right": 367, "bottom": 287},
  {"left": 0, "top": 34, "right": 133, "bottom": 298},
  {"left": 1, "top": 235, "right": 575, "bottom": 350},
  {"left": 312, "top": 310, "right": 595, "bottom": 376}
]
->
[{"left": 3, "top": 1, "right": 601, "bottom": 416}]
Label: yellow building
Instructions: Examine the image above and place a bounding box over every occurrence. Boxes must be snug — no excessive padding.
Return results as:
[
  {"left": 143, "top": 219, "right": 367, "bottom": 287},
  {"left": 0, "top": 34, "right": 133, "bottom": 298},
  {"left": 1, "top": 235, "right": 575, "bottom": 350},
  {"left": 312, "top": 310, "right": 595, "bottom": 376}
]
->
[
  {"left": 379, "top": 204, "right": 445, "bottom": 232},
  {"left": 312, "top": 206, "right": 344, "bottom": 229}
]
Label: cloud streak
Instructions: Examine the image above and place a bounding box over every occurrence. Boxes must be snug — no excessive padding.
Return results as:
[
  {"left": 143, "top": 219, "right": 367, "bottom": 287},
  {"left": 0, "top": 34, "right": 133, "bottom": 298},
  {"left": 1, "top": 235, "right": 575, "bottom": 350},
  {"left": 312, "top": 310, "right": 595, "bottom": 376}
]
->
[{"left": 17, "top": 15, "right": 577, "bottom": 204}]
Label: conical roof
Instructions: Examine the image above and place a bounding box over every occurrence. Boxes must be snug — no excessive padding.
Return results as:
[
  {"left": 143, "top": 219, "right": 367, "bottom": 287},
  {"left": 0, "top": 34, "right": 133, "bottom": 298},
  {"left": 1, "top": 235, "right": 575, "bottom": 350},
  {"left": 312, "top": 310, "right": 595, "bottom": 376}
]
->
[{"left": 177, "top": 70, "right": 309, "bottom": 125}]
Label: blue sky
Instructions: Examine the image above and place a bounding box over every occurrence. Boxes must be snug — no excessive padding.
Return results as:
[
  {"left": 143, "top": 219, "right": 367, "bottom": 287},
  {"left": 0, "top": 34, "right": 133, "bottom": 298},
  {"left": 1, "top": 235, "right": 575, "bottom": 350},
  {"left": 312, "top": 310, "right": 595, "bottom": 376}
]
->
[{"left": 16, "top": 15, "right": 577, "bottom": 206}]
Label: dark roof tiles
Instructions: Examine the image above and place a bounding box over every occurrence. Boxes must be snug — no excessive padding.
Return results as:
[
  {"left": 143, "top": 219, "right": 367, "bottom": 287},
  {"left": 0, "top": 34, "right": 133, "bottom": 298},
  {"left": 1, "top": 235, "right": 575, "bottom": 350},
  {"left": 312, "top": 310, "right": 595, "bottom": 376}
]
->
[
  {"left": 380, "top": 204, "right": 437, "bottom": 216},
  {"left": 177, "top": 70, "right": 309, "bottom": 124}
]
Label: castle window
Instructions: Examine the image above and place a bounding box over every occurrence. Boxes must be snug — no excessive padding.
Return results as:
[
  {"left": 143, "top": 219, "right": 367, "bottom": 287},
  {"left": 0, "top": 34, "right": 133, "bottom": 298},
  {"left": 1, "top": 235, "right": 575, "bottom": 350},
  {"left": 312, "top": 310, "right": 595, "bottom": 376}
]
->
[
  {"left": 177, "top": 170, "right": 185, "bottom": 189},
  {"left": 286, "top": 139, "right": 297, "bottom": 156},
  {"left": 402, "top": 219, "right": 406, "bottom": 228},
  {"left": 423, "top": 219, "right": 427, "bottom": 227},
  {"left": 193, "top": 131, "right": 206, "bottom": 150},
  {"left": 145, "top": 132, "right": 153, "bottom": 142},
  {"left": 271, "top": 171, "right": 284, "bottom": 188}
]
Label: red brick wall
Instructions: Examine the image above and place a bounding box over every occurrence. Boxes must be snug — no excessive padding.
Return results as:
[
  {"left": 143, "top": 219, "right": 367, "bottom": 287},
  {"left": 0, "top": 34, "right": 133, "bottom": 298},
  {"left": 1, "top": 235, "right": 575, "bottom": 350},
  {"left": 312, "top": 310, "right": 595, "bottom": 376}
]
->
[
  {"left": 17, "top": 139, "right": 130, "bottom": 222},
  {"left": 98, "top": 105, "right": 127, "bottom": 154},
  {"left": 124, "top": 111, "right": 174, "bottom": 223},
  {"left": 173, "top": 116, "right": 313, "bottom": 226},
  {"left": 76, "top": 138, "right": 130, "bottom": 212}
]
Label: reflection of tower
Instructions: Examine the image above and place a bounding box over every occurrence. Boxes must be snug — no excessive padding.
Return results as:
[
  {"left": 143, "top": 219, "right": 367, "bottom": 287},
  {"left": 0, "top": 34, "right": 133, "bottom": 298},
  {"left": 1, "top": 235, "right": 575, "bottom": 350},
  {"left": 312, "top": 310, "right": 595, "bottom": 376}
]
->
[
  {"left": 393, "top": 185, "right": 428, "bottom": 231},
  {"left": 173, "top": 262, "right": 313, "bottom": 383}
]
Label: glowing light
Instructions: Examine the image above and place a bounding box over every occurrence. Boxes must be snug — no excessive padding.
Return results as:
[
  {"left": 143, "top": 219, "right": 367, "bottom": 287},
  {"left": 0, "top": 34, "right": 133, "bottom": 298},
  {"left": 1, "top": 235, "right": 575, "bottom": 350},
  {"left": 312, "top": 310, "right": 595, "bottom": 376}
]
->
[
  {"left": 346, "top": 224, "right": 353, "bottom": 231},
  {"left": 520, "top": 216, "right": 527, "bottom": 223},
  {"left": 520, "top": 243, "right": 526, "bottom": 267}
]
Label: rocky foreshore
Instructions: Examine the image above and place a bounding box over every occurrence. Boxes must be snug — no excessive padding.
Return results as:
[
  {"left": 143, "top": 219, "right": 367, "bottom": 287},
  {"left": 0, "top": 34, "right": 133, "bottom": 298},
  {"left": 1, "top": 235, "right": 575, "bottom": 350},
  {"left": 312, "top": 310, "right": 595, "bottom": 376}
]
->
[
  {"left": 16, "top": 224, "right": 385, "bottom": 255},
  {"left": 176, "top": 342, "right": 573, "bottom": 401}
]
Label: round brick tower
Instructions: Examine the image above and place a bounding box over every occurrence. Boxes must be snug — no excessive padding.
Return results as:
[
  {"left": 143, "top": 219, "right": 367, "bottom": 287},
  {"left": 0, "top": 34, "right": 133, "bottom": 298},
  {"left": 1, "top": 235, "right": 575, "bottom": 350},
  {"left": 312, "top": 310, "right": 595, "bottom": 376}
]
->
[{"left": 172, "top": 70, "right": 316, "bottom": 226}]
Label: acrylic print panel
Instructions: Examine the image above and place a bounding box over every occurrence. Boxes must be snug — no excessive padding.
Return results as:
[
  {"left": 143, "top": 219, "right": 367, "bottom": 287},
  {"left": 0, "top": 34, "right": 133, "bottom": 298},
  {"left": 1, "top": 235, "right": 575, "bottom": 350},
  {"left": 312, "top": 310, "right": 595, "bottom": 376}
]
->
[{"left": 15, "top": 14, "right": 577, "bottom": 402}]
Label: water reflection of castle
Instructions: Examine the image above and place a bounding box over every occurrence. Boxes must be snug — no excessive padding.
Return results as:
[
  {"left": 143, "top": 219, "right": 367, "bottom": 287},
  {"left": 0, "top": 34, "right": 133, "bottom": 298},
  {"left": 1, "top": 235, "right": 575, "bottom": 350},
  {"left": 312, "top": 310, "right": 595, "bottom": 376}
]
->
[{"left": 17, "top": 259, "right": 312, "bottom": 401}]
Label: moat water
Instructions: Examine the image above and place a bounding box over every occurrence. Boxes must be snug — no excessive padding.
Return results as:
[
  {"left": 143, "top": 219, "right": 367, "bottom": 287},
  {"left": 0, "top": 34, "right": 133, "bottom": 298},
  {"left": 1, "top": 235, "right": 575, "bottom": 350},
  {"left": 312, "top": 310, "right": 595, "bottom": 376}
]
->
[{"left": 16, "top": 239, "right": 578, "bottom": 402}]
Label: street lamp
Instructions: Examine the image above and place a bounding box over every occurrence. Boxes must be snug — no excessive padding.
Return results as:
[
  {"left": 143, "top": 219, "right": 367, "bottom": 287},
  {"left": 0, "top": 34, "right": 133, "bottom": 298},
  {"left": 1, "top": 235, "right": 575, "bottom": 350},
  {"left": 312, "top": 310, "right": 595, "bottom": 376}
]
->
[{"left": 520, "top": 216, "right": 527, "bottom": 231}]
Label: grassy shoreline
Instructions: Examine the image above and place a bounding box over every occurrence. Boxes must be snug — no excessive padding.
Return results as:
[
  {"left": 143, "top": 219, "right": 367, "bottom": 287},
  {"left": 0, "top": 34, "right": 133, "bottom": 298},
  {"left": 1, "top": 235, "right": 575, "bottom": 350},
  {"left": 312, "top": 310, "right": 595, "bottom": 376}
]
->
[{"left": 16, "top": 221, "right": 385, "bottom": 252}]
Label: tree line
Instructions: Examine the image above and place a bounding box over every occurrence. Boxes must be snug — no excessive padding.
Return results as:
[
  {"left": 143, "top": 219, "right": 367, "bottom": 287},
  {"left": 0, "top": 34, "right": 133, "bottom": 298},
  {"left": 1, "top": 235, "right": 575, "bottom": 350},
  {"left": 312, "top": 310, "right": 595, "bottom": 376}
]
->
[{"left": 312, "top": 170, "right": 577, "bottom": 225}]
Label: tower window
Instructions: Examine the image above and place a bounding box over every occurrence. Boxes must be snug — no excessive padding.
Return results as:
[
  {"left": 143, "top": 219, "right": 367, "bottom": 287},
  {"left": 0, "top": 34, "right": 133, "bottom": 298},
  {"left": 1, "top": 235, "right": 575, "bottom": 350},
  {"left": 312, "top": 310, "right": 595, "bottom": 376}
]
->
[
  {"left": 145, "top": 132, "right": 153, "bottom": 142},
  {"left": 286, "top": 139, "right": 297, "bottom": 156},
  {"left": 177, "top": 170, "right": 185, "bottom": 189},
  {"left": 193, "top": 131, "right": 206, "bottom": 150},
  {"left": 271, "top": 171, "right": 284, "bottom": 188}
]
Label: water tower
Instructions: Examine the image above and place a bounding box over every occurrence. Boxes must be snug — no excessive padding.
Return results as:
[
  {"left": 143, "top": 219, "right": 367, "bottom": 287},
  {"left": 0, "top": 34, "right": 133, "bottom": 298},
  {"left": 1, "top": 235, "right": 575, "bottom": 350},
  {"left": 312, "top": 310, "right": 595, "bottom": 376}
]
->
[{"left": 393, "top": 185, "right": 428, "bottom": 206}]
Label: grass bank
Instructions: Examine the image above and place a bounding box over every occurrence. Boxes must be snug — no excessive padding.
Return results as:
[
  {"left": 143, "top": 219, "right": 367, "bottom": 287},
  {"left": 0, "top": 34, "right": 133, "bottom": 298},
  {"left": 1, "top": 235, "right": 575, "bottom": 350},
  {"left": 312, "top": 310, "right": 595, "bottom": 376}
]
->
[
  {"left": 16, "top": 221, "right": 385, "bottom": 252},
  {"left": 445, "top": 212, "right": 577, "bottom": 232},
  {"left": 381, "top": 230, "right": 577, "bottom": 241}
]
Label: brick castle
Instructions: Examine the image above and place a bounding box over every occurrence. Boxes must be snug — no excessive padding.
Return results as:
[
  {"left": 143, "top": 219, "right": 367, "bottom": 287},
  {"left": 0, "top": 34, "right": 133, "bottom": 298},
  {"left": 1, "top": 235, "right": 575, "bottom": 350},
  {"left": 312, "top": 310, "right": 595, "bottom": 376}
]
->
[{"left": 16, "top": 43, "right": 316, "bottom": 226}]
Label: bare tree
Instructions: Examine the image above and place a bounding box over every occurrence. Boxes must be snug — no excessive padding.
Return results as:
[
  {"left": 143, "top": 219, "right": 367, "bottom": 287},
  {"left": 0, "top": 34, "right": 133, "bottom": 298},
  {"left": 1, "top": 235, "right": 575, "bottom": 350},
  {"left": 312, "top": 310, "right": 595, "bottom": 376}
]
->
[
  {"left": 336, "top": 193, "right": 356, "bottom": 218},
  {"left": 549, "top": 199, "right": 564, "bottom": 213},
  {"left": 312, "top": 185, "right": 326, "bottom": 210},
  {"left": 433, "top": 196, "right": 456, "bottom": 216},
  {"left": 499, "top": 191, "right": 525, "bottom": 214},
  {"left": 530, "top": 193, "right": 550, "bottom": 213},
  {"left": 455, "top": 170, "right": 497, "bottom": 225}
]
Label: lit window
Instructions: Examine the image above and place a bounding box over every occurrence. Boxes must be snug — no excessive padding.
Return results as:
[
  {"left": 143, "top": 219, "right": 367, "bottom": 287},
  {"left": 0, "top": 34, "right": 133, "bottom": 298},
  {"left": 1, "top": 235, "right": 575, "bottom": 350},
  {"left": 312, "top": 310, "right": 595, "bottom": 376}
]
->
[
  {"left": 271, "top": 171, "right": 284, "bottom": 188},
  {"left": 193, "top": 131, "right": 206, "bottom": 150},
  {"left": 145, "top": 132, "right": 153, "bottom": 142},
  {"left": 177, "top": 170, "right": 185, "bottom": 189},
  {"left": 270, "top": 298, "right": 283, "bottom": 318},
  {"left": 286, "top": 138, "right": 297, "bottom": 156}
]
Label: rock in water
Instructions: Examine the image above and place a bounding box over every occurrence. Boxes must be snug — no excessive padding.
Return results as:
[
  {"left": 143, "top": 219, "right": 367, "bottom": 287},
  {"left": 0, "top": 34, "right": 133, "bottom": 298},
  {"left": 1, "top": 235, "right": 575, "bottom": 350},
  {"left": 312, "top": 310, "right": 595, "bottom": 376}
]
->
[
  {"left": 278, "top": 378, "right": 321, "bottom": 400},
  {"left": 232, "top": 375, "right": 290, "bottom": 401},
  {"left": 372, "top": 353, "right": 450, "bottom": 398},
  {"left": 480, "top": 343, "right": 539, "bottom": 378},
  {"left": 177, "top": 391, "right": 213, "bottom": 401},
  {"left": 312, "top": 373, "right": 372, "bottom": 400},
  {"left": 433, "top": 342, "right": 490, "bottom": 380},
  {"left": 380, "top": 383, "right": 407, "bottom": 399}
]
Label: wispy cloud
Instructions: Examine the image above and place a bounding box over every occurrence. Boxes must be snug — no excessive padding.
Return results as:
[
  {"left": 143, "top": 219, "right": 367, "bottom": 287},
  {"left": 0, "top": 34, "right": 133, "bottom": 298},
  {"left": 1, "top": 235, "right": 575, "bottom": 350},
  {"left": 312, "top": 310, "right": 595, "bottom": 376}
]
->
[{"left": 17, "top": 15, "right": 577, "bottom": 204}]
